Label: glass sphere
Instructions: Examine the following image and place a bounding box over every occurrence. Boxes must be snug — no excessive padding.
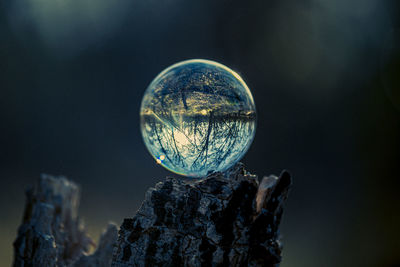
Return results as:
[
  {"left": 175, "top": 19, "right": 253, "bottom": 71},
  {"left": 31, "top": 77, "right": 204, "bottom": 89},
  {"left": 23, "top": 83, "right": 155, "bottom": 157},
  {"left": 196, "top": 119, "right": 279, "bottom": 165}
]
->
[{"left": 140, "top": 59, "right": 256, "bottom": 178}]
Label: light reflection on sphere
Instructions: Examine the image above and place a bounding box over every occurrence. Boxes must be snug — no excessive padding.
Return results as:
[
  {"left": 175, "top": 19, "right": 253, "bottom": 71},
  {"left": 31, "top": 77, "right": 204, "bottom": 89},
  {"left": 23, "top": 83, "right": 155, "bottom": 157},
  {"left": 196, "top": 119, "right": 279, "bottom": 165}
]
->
[{"left": 140, "top": 59, "right": 256, "bottom": 178}]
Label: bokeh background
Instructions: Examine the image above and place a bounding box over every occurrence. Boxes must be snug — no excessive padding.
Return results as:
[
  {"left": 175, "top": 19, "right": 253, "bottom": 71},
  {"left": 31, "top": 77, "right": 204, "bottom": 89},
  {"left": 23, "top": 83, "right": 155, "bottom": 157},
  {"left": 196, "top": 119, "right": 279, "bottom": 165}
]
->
[{"left": 1, "top": 0, "right": 399, "bottom": 266}]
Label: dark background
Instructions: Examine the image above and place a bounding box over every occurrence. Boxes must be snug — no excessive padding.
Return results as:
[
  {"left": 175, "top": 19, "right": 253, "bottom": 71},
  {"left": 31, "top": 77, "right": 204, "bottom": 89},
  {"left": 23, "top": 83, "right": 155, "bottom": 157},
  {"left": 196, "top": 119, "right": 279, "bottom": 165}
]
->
[{"left": 1, "top": 0, "right": 399, "bottom": 266}]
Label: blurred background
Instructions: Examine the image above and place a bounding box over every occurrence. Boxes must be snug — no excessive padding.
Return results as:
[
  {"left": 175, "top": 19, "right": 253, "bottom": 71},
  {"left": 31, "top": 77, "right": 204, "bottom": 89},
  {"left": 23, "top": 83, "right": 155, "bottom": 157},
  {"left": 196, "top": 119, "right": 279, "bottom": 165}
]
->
[{"left": 1, "top": 0, "right": 399, "bottom": 266}]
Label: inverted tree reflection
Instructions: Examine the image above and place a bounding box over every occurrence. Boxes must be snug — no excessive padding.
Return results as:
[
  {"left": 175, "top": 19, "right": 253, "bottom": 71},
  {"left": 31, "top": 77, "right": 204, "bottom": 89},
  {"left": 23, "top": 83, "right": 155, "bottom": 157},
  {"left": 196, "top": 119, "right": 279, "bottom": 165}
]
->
[{"left": 140, "top": 59, "right": 256, "bottom": 177}]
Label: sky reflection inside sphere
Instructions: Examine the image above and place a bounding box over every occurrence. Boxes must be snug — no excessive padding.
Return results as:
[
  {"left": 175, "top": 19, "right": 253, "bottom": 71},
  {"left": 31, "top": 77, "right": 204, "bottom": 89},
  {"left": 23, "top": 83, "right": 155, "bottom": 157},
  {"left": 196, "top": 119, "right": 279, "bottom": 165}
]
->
[{"left": 140, "top": 59, "right": 256, "bottom": 178}]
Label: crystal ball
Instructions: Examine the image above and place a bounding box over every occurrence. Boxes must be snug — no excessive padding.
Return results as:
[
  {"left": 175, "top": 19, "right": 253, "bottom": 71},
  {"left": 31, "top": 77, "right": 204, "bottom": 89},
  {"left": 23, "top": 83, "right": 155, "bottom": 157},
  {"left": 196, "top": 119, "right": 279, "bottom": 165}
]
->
[{"left": 140, "top": 59, "right": 256, "bottom": 177}]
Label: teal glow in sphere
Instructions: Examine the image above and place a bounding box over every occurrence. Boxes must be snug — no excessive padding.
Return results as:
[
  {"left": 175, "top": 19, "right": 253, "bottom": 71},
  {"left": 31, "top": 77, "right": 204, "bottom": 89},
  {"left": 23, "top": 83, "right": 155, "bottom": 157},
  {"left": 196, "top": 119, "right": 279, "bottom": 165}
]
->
[{"left": 140, "top": 59, "right": 256, "bottom": 178}]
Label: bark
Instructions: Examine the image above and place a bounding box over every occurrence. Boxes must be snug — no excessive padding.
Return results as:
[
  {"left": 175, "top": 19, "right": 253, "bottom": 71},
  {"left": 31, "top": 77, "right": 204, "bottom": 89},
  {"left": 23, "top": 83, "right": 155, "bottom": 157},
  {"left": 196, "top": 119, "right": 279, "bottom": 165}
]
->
[
  {"left": 13, "top": 163, "right": 291, "bottom": 267},
  {"left": 111, "top": 163, "right": 291, "bottom": 267},
  {"left": 13, "top": 174, "right": 117, "bottom": 267}
]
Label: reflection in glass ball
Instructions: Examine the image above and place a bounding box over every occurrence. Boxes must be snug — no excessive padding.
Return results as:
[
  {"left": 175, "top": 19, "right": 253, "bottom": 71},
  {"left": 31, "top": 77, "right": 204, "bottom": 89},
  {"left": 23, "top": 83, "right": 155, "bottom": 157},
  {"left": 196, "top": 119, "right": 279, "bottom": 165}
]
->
[{"left": 140, "top": 59, "right": 256, "bottom": 178}]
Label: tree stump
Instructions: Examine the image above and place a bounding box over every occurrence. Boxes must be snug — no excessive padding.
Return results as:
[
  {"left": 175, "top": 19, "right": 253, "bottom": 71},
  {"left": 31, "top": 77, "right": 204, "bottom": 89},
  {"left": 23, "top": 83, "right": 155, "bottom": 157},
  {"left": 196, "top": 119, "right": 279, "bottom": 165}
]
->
[
  {"left": 111, "top": 163, "right": 291, "bottom": 267},
  {"left": 13, "top": 163, "right": 291, "bottom": 266},
  {"left": 13, "top": 174, "right": 117, "bottom": 267}
]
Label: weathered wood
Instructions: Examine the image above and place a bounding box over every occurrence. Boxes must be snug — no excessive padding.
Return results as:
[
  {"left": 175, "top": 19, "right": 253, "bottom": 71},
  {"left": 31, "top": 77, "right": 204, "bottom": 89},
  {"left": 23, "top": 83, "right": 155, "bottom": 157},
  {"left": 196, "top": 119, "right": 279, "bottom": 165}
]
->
[
  {"left": 13, "top": 163, "right": 291, "bottom": 267},
  {"left": 74, "top": 224, "right": 118, "bottom": 267},
  {"left": 13, "top": 174, "right": 117, "bottom": 267},
  {"left": 112, "top": 163, "right": 291, "bottom": 267}
]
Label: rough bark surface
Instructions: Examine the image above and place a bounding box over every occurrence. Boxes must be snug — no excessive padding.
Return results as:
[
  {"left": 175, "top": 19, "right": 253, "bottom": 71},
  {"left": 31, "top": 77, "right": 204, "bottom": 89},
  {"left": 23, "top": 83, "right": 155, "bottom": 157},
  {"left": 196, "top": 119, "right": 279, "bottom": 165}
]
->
[
  {"left": 111, "top": 163, "right": 291, "bottom": 267},
  {"left": 13, "top": 174, "right": 118, "bottom": 267},
  {"left": 13, "top": 163, "right": 291, "bottom": 267}
]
